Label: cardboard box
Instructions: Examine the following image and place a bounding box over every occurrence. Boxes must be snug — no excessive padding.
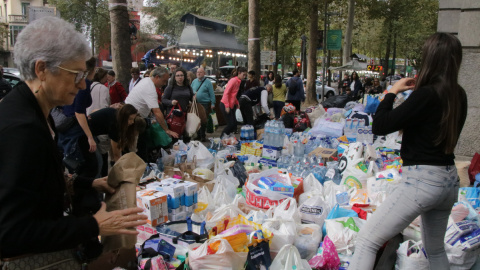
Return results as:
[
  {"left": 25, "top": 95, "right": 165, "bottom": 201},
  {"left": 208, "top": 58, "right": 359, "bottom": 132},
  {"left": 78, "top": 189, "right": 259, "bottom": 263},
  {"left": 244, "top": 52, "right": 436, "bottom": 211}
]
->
[
  {"left": 308, "top": 147, "right": 337, "bottom": 160},
  {"left": 168, "top": 205, "right": 185, "bottom": 215},
  {"left": 136, "top": 189, "right": 168, "bottom": 227},
  {"left": 262, "top": 145, "right": 282, "bottom": 160}
]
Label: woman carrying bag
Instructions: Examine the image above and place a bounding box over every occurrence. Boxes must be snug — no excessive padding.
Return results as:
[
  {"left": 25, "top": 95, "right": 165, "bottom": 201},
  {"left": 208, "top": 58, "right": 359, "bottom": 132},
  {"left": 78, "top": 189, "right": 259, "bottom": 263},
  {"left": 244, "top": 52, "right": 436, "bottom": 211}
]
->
[{"left": 162, "top": 67, "right": 194, "bottom": 140}]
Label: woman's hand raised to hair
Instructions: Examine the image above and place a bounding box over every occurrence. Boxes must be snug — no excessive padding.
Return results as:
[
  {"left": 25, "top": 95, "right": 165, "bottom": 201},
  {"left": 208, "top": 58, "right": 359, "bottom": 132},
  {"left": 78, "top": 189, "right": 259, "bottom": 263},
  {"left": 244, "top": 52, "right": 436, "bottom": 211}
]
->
[
  {"left": 388, "top": 78, "right": 416, "bottom": 95},
  {"left": 93, "top": 202, "right": 147, "bottom": 236}
]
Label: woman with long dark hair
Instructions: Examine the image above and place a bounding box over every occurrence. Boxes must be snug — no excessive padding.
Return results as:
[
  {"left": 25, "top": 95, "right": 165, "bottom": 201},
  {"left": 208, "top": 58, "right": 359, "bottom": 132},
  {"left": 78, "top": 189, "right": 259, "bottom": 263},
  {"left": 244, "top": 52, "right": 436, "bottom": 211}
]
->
[
  {"left": 350, "top": 71, "right": 362, "bottom": 99},
  {"left": 264, "top": 71, "right": 275, "bottom": 86},
  {"left": 349, "top": 33, "right": 467, "bottom": 269}
]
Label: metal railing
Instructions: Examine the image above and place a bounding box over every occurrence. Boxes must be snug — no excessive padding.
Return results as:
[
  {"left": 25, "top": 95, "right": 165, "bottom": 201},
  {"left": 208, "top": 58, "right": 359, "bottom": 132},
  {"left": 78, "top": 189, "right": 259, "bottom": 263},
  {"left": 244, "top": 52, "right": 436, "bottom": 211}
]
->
[{"left": 9, "top": 15, "right": 28, "bottom": 23}]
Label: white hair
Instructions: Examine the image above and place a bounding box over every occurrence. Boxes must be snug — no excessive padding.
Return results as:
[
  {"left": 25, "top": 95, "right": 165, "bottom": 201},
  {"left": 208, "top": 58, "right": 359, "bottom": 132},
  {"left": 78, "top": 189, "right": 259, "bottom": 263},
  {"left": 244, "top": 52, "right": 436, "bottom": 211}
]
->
[{"left": 13, "top": 16, "right": 91, "bottom": 81}]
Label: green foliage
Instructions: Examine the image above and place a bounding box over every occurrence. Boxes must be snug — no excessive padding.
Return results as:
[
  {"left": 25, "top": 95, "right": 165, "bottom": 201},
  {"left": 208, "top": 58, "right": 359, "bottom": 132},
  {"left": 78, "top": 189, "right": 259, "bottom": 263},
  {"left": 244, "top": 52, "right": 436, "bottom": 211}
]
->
[{"left": 48, "top": 0, "right": 111, "bottom": 52}]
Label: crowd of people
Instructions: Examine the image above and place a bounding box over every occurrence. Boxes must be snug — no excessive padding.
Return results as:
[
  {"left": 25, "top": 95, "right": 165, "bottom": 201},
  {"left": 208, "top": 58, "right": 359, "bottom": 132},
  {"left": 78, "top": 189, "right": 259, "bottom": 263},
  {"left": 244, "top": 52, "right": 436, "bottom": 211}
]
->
[{"left": 0, "top": 15, "right": 469, "bottom": 270}]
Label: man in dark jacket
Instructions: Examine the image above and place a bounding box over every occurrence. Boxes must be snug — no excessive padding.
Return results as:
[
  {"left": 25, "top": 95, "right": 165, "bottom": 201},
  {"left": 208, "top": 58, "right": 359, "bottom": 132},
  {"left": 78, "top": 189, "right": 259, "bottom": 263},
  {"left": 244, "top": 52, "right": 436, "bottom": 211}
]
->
[
  {"left": 285, "top": 69, "right": 305, "bottom": 111},
  {"left": 338, "top": 74, "right": 350, "bottom": 95},
  {"left": 0, "top": 66, "right": 12, "bottom": 100}
]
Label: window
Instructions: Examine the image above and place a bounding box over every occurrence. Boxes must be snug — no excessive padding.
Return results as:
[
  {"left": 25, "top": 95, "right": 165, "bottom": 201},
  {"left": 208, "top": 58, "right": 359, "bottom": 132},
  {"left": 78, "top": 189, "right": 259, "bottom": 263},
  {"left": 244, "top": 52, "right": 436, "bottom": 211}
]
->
[
  {"left": 10, "top": 25, "right": 25, "bottom": 46},
  {"left": 21, "top": 2, "right": 30, "bottom": 16}
]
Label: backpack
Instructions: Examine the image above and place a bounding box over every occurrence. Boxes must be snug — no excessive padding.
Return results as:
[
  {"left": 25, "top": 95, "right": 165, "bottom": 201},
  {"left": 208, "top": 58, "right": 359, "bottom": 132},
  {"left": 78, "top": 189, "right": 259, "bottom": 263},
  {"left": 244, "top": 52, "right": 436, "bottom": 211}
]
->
[{"left": 288, "top": 78, "right": 298, "bottom": 95}]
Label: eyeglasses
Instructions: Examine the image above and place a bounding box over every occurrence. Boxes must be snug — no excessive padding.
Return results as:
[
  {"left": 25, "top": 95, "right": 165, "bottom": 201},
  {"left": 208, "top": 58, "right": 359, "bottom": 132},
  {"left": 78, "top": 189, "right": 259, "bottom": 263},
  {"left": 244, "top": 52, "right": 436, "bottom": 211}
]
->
[{"left": 57, "top": 66, "right": 88, "bottom": 84}]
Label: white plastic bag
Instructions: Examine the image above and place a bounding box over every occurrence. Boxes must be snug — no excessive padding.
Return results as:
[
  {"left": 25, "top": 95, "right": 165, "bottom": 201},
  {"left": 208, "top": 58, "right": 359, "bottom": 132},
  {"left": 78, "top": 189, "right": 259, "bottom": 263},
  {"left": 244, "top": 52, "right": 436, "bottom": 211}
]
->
[
  {"left": 299, "top": 174, "right": 324, "bottom": 205},
  {"left": 273, "top": 197, "right": 301, "bottom": 222},
  {"left": 294, "top": 224, "right": 322, "bottom": 260},
  {"left": 263, "top": 218, "right": 297, "bottom": 253},
  {"left": 206, "top": 195, "right": 246, "bottom": 229},
  {"left": 235, "top": 108, "right": 243, "bottom": 122},
  {"left": 445, "top": 243, "right": 480, "bottom": 270},
  {"left": 395, "top": 240, "right": 429, "bottom": 270},
  {"left": 185, "top": 99, "right": 201, "bottom": 137},
  {"left": 270, "top": 244, "right": 312, "bottom": 270},
  {"left": 325, "top": 216, "right": 366, "bottom": 255},
  {"left": 299, "top": 195, "right": 330, "bottom": 226},
  {"left": 188, "top": 238, "right": 248, "bottom": 270},
  {"left": 187, "top": 141, "right": 214, "bottom": 169},
  {"left": 194, "top": 186, "right": 215, "bottom": 217},
  {"left": 323, "top": 181, "right": 348, "bottom": 209}
]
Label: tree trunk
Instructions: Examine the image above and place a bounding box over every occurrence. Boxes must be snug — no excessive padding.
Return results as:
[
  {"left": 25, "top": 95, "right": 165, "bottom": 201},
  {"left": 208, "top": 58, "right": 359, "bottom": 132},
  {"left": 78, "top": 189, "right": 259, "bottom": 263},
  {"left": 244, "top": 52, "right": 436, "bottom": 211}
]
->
[
  {"left": 383, "top": 20, "right": 393, "bottom": 78},
  {"left": 248, "top": 0, "right": 260, "bottom": 84},
  {"left": 391, "top": 32, "right": 397, "bottom": 76},
  {"left": 342, "top": 0, "right": 354, "bottom": 65},
  {"left": 273, "top": 24, "right": 279, "bottom": 75},
  {"left": 306, "top": 0, "right": 318, "bottom": 104},
  {"left": 109, "top": 0, "right": 132, "bottom": 91}
]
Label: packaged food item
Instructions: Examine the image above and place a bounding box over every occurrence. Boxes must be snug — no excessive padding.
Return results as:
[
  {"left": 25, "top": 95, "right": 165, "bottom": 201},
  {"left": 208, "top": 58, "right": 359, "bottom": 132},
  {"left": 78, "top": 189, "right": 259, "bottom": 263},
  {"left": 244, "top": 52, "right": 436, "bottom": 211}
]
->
[{"left": 136, "top": 190, "right": 168, "bottom": 226}]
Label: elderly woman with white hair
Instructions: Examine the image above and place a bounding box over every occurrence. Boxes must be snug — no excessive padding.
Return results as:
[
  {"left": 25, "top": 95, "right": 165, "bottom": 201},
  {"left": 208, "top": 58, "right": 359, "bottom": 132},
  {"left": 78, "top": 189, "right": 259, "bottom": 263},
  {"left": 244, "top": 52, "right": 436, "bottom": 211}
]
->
[{"left": 0, "top": 17, "right": 147, "bottom": 268}]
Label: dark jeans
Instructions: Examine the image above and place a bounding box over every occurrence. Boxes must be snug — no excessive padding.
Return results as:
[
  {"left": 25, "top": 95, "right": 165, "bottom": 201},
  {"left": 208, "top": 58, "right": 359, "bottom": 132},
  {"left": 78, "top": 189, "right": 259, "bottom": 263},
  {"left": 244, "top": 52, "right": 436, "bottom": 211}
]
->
[
  {"left": 219, "top": 102, "right": 237, "bottom": 137},
  {"left": 286, "top": 100, "right": 301, "bottom": 111},
  {"left": 197, "top": 103, "right": 212, "bottom": 139},
  {"left": 77, "top": 135, "right": 98, "bottom": 178},
  {"left": 136, "top": 126, "right": 148, "bottom": 162},
  {"left": 239, "top": 97, "right": 254, "bottom": 126},
  {"left": 273, "top": 101, "right": 285, "bottom": 119}
]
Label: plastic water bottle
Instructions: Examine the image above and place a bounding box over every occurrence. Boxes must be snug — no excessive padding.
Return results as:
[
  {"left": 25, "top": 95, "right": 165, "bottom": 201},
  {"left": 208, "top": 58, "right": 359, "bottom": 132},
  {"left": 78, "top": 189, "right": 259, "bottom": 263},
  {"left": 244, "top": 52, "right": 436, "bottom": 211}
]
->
[
  {"left": 344, "top": 119, "right": 352, "bottom": 139},
  {"left": 357, "top": 119, "right": 366, "bottom": 143},
  {"left": 351, "top": 119, "right": 359, "bottom": 141},
  {"left": 305, "top": 138, "right": 316, "bottom": 155},
  {"left": 264, "top": 121, "right": 271, "bottom": 146},
  {"left": 324, "top": 161, "right": 342, "bottom": 185},
  {"left": 279, "top": 121, "right": 285, "bottom": 147},
  {"left": 249, "top": 125, "right": 255, "bottom": 140}
]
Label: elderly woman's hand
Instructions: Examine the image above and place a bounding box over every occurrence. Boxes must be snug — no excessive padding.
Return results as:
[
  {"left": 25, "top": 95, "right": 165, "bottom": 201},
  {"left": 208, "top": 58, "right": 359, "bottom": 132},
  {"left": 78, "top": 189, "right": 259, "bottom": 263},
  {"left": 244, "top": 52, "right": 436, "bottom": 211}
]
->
[{"left": 93, "top": 202, "right": 147, "bottom": 236}]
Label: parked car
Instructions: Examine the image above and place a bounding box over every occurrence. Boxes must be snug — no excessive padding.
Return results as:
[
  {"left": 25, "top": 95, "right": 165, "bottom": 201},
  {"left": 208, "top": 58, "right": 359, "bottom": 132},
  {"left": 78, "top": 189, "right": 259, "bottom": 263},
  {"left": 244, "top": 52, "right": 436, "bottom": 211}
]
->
[
  {"left": 3, "top": 72, "right": 22, "bottom": 88},
  {"left": 315, "top": 80, "right": 337, "bottom": 100},
  {"left": 3, "top": 68, "right": 20, "bottom": 77}
]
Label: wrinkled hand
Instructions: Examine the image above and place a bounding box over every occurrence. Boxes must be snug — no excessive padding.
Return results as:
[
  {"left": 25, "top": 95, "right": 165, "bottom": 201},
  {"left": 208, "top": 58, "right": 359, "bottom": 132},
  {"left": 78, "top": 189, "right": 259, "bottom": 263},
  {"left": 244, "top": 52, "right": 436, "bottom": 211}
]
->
[
  {"left": 92, "top": 177, "right": 115, "bottom": 194},
  {"left": 172, "top": 100, "right": 178, "bottom": 106},
  {"left": 87, "top": 136, "right": 97, "bottom": 153},
  {"left": 389, "top": 78, "right": 416, "bottom": 95},
  {"left": 167, "top": 130, "right": 179, "bottom": 138},
  {"left": 94, "top": 202, "right": 147, "bottom": 236}
]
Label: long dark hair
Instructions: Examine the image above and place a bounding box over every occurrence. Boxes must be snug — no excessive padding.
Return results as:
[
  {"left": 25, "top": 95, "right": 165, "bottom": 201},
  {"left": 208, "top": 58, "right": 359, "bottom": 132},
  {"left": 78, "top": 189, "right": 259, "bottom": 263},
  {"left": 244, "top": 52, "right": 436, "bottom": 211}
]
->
[
  {"left": 415, "top": 32, "right": 465, "bottom": 154},
  {"left": 351, "top": 71, "right": 359, "bottom": 82},
  {"left": 267, "top": 71, "right": 274, "bottom": 81},
  {"left": 117, "top": 104, "right": 138, "bottom": 151},
  {"left": 93, "top": 68, "right": 107, "bottom": 82},
  {"left": 274, "top": 74, "right": 282, "bottom": 88}
]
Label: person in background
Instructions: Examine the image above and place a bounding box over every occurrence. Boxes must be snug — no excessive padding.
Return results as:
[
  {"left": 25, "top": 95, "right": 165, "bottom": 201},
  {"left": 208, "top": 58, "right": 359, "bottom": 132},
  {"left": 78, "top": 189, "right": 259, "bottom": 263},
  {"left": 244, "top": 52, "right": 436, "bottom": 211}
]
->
[
  {"left": 168, "top": 61, "right": 180, "bottom": 84},
  {"left": 245, "top": 70, "right": 260, "bottom": 90},
  {"left": 350, "top": 33, "right": 468, "bottom": 269},
  {"left": 162, "top": 67, "right": 194, "bottom": 115},
  {"left": 220, "top": 67, "right": 247, "bottom": 137},
  {"left": 58, "top": 57, "right": 98, "bottom": 178},
  {"left": 285, "top": 69, "right": 305, "bottom": 111},
  {"left": 105, "top": 70, "right": 127, "bottom": 105},
  {"left": 0, "top": 16, "right": 146, "bottom": 267},
  {"left": 264, "top": 71, "right": 275, "bottom": 86},
  {"left": 126, "top": 67, "right": 178, "bottom": 161},
  {"left": 187, "top": 71, "right": 196, "bottom": 85},
  {"left": 339, "top": 73, "right": 351, "bottom": 95},
  {"left": 272, "top": 74, "right": 287, "bottom": 119},
  {"left": 87, "top": 68, "right": 110, "bottom": 115},
  {"left": 0, "top": 65, "right": 12, "bottom": 100},
  {"left": 368, "top": 78, "right": 384, "bottom": 94},
  {"left": 239, "top": 85, "right": 273, "bottom": 128},
  {"left": 129, "top": 67, "right": 141, "bottom": 94},
  {"left": 192, "top": 67, "right": 215, "bottom": 142},
  {"left": 350, "top": 71, "right": 363, "bottom": 99},
  {"left": 88, "top": 104, "right": 141, "bottom": 175},
  {"left": 363, "top": 77, "right": 374, "bottom": 94},
  {"left": 380, "top": 76, "right": 387, "bottom": 90}
]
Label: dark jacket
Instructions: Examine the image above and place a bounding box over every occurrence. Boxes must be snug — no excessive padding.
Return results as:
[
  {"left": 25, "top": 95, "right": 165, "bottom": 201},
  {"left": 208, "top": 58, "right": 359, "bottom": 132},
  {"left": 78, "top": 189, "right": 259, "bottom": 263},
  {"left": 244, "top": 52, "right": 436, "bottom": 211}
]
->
[
  {"left": 0, "top": 78, "right": 12, "bottom": 100},
  {"left": 0, "top": 83, "right": 99, "bottom": 258},
  {"left": 286, "top": 76, "right": 305, "bottom": 102},
  {"left": 351, "top": 79, "right": 363, "bottom": 97}
]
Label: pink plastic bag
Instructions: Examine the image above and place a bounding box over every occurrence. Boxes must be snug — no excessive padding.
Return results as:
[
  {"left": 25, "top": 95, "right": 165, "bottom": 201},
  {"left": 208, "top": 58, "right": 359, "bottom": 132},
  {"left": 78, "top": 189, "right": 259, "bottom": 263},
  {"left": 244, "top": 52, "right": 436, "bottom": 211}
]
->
[{"left": 308, "top": 236, "right": 340, "bottom": 270}]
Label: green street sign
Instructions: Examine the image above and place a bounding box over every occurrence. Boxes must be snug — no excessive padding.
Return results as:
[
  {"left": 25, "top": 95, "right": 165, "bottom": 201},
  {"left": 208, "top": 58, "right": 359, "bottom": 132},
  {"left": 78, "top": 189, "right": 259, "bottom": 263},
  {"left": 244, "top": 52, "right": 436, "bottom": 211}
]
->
[{"left": 327, "top": 30, "right": 342, "bottom": 51}]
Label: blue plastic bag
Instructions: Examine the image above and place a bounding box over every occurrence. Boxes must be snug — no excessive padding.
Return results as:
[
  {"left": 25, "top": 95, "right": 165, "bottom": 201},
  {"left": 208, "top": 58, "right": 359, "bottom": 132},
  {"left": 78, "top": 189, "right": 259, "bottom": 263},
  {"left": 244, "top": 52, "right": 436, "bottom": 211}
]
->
[
  {"left": 322, "top": 204, "right": 358, "bottom": 237},
  {"left": 364, "top": 95, "right": 380, "bottom": 114},
  {"left": 459, "top": 187, "right": 480, "bottom": 209}
]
